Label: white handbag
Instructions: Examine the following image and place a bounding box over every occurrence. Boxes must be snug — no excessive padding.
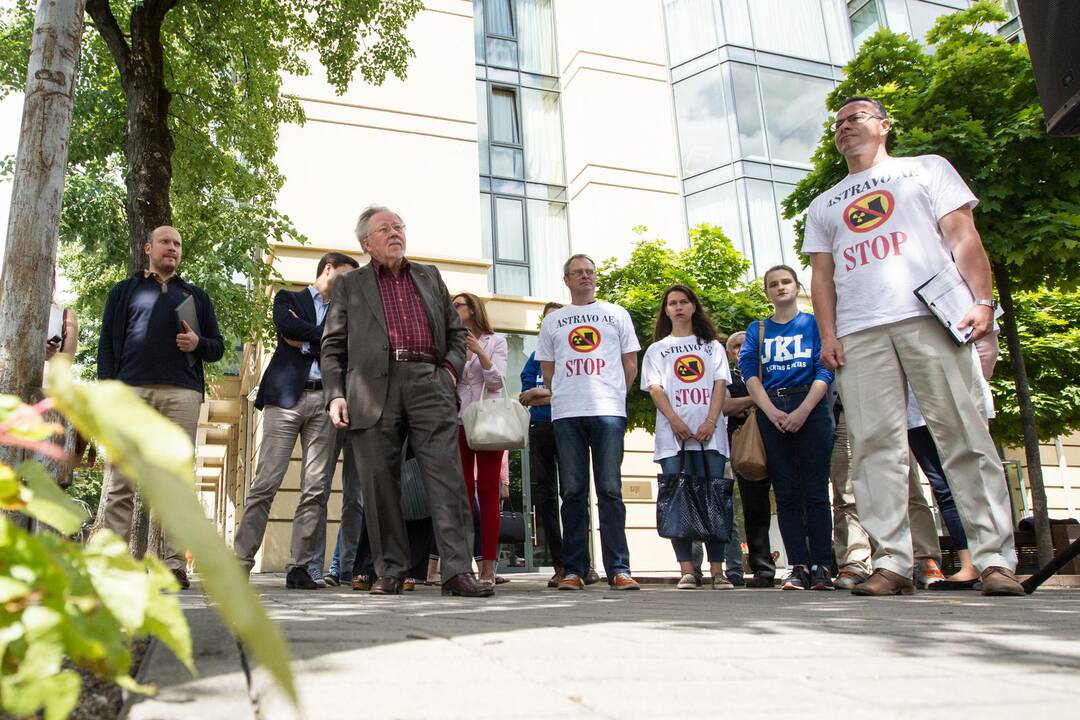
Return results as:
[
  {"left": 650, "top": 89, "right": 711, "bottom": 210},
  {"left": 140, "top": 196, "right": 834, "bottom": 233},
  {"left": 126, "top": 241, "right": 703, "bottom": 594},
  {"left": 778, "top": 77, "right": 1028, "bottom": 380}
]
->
[{"left": 462, "top": 378, "right": 530, "bottom": 451}]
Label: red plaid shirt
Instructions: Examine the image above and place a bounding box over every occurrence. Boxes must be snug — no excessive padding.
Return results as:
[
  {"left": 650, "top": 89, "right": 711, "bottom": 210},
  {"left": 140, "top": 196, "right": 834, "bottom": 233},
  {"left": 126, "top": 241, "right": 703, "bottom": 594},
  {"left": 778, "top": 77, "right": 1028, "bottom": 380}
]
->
[{"left": 372, "top": 258, "right": 435, "bottom": 355}]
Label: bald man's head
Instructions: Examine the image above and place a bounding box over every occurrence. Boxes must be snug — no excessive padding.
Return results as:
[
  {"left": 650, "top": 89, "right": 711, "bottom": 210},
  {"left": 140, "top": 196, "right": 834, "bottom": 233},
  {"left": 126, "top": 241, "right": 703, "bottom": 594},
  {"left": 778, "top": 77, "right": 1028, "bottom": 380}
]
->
[{"left": 145, "top": 225, "right": 183, "bottom": 276}]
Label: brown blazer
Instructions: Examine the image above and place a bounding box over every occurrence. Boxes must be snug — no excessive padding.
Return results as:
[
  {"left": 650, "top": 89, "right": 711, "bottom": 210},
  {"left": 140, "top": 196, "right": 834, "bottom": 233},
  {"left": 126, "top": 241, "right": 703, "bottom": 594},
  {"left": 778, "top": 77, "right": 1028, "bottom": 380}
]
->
[{"left": 320, "top": 260, "right": 467, "bottom": 430}]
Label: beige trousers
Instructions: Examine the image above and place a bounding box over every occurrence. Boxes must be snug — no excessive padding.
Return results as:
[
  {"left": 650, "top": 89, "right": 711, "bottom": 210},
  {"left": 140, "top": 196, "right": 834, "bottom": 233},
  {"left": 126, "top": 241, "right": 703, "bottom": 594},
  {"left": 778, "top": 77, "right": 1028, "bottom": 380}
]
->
[
  {"left": 99, "top": 384, "right": 202, "bottom": 571},
  {"left": 837, "top": 316, "right": 1015, "bottom": 576},
  {"left": 233, "top": 390, "right": 336, "bottom": 570}
]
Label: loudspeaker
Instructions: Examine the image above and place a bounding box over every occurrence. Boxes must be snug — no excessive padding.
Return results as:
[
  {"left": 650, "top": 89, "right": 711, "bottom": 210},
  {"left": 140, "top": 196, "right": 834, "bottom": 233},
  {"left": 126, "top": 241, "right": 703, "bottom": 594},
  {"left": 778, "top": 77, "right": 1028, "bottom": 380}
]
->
[{"left": 1017, "top": 1, "right": 1080, "bottom": 136}]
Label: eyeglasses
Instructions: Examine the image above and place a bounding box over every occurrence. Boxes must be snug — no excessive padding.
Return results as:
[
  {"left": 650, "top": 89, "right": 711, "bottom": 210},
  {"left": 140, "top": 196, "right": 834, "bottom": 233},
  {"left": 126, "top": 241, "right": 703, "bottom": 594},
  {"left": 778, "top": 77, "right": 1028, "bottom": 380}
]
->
[
  {"left": 452, "top": 301, "right": 469, "bottom": 309},
  {"left": 368, "top": 223, "right": 405, "bottom": 237},
  {"left": 567, "top": 268, "right": 595, "bottom": 278},
  {"left": 829, "top": 112, "right": 884, "bottom": 133}
]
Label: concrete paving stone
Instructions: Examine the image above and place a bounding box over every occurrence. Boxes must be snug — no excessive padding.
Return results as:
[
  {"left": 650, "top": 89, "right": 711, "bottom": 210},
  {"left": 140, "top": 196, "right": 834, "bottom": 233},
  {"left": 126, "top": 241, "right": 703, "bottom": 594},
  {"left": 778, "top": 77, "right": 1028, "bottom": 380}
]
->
[{"left": 125, "top": 574, "right": 1080, "bottom": 719}]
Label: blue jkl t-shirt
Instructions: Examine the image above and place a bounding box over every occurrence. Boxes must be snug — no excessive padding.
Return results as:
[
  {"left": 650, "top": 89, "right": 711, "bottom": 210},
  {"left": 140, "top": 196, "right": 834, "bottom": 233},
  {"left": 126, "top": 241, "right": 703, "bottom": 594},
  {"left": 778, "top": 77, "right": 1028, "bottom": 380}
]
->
[{"left": 737, "top": 311, "right": 833, "bottom": 391}]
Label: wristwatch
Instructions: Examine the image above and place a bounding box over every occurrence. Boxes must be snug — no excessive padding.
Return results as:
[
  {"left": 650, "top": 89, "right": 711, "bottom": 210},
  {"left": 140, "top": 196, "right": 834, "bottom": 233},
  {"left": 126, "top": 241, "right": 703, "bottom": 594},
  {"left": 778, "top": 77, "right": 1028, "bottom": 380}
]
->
[{"left": 974, "top": 297, "right": 998, "bottom": 310}]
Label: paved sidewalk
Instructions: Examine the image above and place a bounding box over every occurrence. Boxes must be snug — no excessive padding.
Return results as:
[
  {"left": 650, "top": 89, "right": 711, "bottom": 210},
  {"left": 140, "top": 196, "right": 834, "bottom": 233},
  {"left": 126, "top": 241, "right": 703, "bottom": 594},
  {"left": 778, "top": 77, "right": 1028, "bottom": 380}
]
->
[{"left": 128, "top": 574, "right": 1080, "bottom": 719}]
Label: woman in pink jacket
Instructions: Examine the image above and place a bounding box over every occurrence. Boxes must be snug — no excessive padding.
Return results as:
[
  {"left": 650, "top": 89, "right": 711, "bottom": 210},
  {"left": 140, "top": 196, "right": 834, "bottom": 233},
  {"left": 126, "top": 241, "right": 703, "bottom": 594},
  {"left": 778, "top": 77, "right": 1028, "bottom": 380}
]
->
[{"left": 453, "top": 292, "right": 508, "bottom": 586}]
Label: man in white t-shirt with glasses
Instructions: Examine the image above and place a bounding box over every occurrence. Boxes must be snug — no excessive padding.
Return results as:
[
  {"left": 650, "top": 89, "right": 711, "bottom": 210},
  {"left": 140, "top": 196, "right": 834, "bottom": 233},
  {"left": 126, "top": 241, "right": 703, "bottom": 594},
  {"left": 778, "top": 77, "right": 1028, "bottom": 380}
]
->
[
  {"left": 804, "top": 96, "right": 1022, "bottom": 597},
  {"left": 537, "top": 254, "right": 641, "bottom": 591}
]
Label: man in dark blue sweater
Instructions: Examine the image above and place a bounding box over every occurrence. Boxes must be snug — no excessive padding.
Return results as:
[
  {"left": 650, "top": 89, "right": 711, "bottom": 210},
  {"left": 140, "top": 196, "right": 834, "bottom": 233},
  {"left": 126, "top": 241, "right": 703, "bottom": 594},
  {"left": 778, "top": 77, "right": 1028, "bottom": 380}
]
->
[{"left": 97, "top": 225, "right": 224, "bottom": 589}]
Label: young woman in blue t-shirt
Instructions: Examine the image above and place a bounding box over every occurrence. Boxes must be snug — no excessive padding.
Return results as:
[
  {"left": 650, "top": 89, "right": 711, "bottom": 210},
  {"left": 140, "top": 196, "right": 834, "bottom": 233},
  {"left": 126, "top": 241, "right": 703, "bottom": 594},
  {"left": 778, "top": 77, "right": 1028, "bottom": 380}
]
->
[{"left": 738, "top": 265, "right": 835, "bottom": 591}]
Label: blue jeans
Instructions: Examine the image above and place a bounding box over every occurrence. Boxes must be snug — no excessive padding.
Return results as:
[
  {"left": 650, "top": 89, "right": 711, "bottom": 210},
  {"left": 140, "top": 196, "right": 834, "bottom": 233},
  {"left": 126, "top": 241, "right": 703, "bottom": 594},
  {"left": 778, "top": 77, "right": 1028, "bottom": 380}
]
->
[
  {"left": 756, "top": 393, "right": 834, "bottom": 567},
  {"left": 553, "top": 416, "right": 631, "bottom": 579},
  {"left": 310, "top": 430, "right": 364, "bottom": 581},
  {"left": 658, "top": 450, "right": 736, "bottom": 566},
  {"left": 908, "top": 425, "right": 968, "bottom": 551}
]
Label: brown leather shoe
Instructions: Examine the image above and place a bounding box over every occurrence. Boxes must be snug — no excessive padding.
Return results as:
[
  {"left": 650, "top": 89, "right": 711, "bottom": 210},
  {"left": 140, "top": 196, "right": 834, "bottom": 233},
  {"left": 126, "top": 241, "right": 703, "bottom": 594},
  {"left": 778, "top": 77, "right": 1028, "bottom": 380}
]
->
[
  {"left": 547, "top": 568, "right": 565, "bottom": 588},
  {"left": 850, "top": 568, "right": 915, "bottom": 596},
  {"left": 557, "top": 573, "right": 585, "bottom": 591},
  {"left": 351, "top": 575, "right": 371, "bottom": 592},
  {"left": 584, "top": 568, "right": 601, "bottom": 585},
  {"left": 441, "top": 572, "right": 494, "bottom": 597},
  {"left": 370, "top": 576, "right": 403, "bottom": 595},
  {"left": 609, "top": 573, "right": 640, "bottom": 591},
  {"left": 980, "top": 566, "right": 1025, "bottom": 596}
]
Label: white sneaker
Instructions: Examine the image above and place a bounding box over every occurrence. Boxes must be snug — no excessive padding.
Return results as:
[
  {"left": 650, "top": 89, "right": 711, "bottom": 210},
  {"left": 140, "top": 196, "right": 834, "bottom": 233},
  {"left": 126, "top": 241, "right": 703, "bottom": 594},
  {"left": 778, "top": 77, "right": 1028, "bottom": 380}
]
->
[
  {"left": 676, "top": 573, "right": 699, "bottom": 590},
  {"left": 710, "top": 575, "right": 734, "bottom": 590}
]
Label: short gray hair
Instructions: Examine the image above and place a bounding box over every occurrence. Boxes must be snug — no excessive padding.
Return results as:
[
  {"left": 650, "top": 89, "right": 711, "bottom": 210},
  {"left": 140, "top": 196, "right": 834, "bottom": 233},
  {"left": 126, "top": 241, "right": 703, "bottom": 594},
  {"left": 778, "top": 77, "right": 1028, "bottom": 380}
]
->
[
  {"left": 726, "top": 331, "right": 746, "bottom": 353},
  {"left": 562, "top": 253, "right": 596, "bottom": 277},
  {"left": 354, "top": 206, "right": 404, "bottom": 245}
]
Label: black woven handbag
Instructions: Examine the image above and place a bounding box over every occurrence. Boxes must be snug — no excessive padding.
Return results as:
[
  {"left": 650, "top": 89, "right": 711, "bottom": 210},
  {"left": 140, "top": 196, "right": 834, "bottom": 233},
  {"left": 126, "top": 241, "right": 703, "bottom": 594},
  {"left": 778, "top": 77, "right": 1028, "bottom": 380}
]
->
[{"left": 655, "top": 445, "right": 734, "bottom": 542}]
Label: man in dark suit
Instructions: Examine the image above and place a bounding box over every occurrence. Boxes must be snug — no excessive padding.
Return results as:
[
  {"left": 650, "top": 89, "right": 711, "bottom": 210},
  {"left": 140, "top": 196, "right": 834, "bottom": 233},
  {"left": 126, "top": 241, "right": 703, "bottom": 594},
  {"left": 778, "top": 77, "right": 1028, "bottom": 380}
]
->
[
  {"left": 321, "top": 206, "right": 492, "bottom": 597},
  {"left": 234, "top": 252, "right": 359, "bottom": 589}
]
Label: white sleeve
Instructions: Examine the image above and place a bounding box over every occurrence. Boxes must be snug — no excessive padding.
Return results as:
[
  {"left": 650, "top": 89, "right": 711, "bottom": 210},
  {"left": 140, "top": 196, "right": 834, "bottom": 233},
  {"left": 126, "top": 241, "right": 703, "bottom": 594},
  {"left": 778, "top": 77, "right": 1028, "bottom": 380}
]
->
[
  {"left": 641, "top": 345, "right": 663, "bottom": 391},
  {"left": 929, "top": 155, "right": 978, "bottom": 220},
  {"left": 713, "top": 342, "right": 732, "bottom": 385},
  {"left": 536, "top": 317, "right": 555, "bottom": 362},
  {"left": 619, "top": 307, "right": 641, "bottom": 353},
  {"left": 801, "top": 200, "right": 832, "bottom": 255}
]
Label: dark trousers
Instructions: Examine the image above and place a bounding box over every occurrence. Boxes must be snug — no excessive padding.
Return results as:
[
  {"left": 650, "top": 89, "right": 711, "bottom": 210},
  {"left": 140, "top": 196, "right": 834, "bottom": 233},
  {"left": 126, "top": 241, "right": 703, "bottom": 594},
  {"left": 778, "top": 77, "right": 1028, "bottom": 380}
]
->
[
  {"left": 350, "top": 362, "right": 474, "bottom": 580},
  {"left": 756, "top": 393, "right": 834, "bottom": 567},
  {"left": 530, "top": 421, "right": 564, "bottom": 568},
  {"left": 737, "top": 474, "right": 775, "bottom": 577},
  {"left": 908, "top": 425, "right": 968, "bottom": 550}
]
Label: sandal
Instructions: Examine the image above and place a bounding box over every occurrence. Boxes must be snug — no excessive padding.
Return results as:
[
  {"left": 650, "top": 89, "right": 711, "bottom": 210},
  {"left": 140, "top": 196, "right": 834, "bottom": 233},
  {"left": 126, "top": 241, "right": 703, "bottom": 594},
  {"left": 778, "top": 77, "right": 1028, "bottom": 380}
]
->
[
  {"left": 494, "top": 575, "right": 510, "bottom": 585},
  {"left": 928, "top": 578, "right": 979, "bottom": 591}
]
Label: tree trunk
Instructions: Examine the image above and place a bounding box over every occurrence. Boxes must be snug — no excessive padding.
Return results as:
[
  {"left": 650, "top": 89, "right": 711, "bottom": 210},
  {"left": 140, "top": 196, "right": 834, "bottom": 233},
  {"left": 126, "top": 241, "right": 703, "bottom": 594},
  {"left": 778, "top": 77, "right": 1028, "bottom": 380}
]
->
[
  {"left": 0, "top": 0, "right": 86, "bottom": 402},
  {"left": 993, "top": 262, "right": 1054, "bottom": 565},
  {"left": 122, "top": 5, "right": 175, "bottom": 275}
]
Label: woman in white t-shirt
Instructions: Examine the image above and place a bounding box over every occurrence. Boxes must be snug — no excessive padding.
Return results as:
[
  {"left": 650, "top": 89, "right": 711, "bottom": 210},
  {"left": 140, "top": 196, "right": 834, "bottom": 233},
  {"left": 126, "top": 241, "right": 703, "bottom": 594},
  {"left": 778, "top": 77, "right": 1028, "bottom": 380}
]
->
[{"left": 642, "top": 284, "right": 733, "bottom": 590}]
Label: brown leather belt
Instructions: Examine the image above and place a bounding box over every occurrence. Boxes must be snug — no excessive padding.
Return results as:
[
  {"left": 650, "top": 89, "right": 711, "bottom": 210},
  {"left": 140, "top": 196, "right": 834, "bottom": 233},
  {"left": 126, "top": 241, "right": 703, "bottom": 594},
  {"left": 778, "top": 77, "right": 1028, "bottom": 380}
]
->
[{"left": 391, "top": 349, "right": 438, "bottom": 364}]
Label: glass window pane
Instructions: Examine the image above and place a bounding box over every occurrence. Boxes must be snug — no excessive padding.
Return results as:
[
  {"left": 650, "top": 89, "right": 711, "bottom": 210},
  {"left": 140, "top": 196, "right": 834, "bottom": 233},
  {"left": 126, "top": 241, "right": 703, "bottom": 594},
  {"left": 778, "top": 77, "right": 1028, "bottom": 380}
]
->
[
  {"left": 487, "top": 0, "right": 514, "bottom": 36},
  {"left": 474, "top": 0, "right": 486, "bottom": 62},
  {"left": 758, "top": 67, "right": 830, "bottom": 165},
  {"left": 521, "top": 88, "right": 564, "bottom": 184},
  {"left": 491, "top": 146, "right": 524, "bottom": 178},
  {"left": 663, "top": 0, "right": 718, "bottom": 66},
  {"left": 822, "top": 0, "right": 854, "bottom": 64},
  {"left": 719, "top": 0, "right": 753, "bottom": 45},
  {"left": 673, "top": 67, "right": 732, "bottom": 176},
  {"left": 495, "top": 197, "right": 526, "bottom": 262},
  {"left": 476, "top": 81, "right": 490, "bottom": 175},
  {"left": 773, "top": 182, "right": 802, "bottom": 266},
  {"left": 908, "top": 1, "right": 952, "bottom": 43},
  {"left": 526, "top": 200, "right": 569, "bottom": 300},
  {"left": 747, "top": 0, "right": 829, "bottom": 62},
  {"left": 883, "top": 0, "right": 911, "bottom": 34},
  {"left": 685, "top": 182, "right": 744, "bottom": 254},
  {"left": 850, "top": 0, "right": 882, "bottom": 49},
  {"left": 730, "top": 63, "right": 767, "bottom": 158},
  {"left": 496, "top": 264, "right": 531, "bottom": 295},
  {"left": 490, "top": 88, "right": 520, "bottom": 143},
  {"left": 516, "top": 0, "right": 557, "bottom": 76},
  {"left": 480, "top": 192, "right": 493, "bottom": 260},
  {"left": 487, "top": 37, "right": 518, "bottom": 68},
  {"left": 744, "top": 179, "right": 783, "bottom": 277}
]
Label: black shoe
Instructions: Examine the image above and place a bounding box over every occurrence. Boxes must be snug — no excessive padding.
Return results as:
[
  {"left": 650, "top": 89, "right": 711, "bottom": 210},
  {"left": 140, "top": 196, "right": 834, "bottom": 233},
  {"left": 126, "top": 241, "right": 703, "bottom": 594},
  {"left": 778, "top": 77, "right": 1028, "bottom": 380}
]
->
[
  {"left": 324, "top": 573, "right": 341, "bottom": 587},
  {"left": 286, "top": 566, "right": 320, "bottom": 590},
  {"left": 781, "top": 565, "right": 811, "bottom": 591},
  {"left": 746, "top": 572, "right": 775, "bottom": 589},
  {"left": 810, "top": 564, "right": 835, "bottom": 591},
  {"left": 172, "top": 568, "right": 191, "bottom": 590},
  {"left": 726, "top": 573, "right": 746, "bottom": 588}
]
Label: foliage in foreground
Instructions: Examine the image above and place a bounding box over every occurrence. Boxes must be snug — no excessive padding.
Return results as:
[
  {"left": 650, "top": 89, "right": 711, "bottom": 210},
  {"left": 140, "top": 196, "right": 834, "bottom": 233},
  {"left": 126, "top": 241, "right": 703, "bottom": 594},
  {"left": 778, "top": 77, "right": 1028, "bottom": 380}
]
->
[
  {"left": 0, "top": 360, "right": 298, "bottom": 719},
  {"left": 596, "top": 224, "right": 771, "bottom": 432}
]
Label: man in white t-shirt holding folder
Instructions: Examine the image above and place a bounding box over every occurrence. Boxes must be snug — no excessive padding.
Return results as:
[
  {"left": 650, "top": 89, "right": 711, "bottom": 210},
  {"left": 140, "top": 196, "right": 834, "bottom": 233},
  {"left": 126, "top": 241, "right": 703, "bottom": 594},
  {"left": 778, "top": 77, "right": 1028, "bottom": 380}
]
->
[
  {"left": 537, "top": 254, "right": 642, "bottom": 592},
  {"left": 805, "top": 96, "right": 1022, "bottom": 597}
]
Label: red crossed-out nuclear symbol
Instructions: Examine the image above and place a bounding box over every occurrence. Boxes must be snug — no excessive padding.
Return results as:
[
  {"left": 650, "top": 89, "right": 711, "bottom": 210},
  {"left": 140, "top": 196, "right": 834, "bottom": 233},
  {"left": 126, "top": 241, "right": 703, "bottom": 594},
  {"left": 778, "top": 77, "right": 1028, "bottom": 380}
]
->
[
  {"left": 568, "top": 326, "right": 602, "bottom": 353},
  {"left": 674, "top": 354, "right": 705, "bottom": 383},
  {"left": 843, "top": 189, "right": 895, "bottom": 233}
]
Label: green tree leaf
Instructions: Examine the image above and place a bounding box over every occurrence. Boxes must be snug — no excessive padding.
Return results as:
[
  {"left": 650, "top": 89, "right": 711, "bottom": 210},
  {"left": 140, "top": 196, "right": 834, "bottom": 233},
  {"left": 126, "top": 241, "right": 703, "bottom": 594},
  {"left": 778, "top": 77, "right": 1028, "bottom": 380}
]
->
[
  {"left": 45, "top": 358, "right": 295, "bottom": 703},
  {"left": 17, "top": 460, "right": 88, "bottom": 536}
]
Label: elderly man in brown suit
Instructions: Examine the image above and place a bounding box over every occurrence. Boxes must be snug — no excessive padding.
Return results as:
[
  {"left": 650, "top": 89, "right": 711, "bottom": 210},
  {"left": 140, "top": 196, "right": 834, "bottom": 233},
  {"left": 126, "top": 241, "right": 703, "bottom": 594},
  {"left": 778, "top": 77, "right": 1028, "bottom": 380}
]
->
[{"left": 321, "top": 206, "right": 492, "bottom": 597}]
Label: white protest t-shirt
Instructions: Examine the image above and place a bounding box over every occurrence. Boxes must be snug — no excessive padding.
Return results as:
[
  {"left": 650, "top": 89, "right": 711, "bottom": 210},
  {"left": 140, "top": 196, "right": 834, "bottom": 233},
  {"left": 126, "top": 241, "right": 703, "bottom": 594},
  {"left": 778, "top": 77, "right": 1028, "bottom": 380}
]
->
[
  {"left": 641, "top": 335, "right": 732, "bottom": 461},
  {"left": 536, "top": 300, "right": 641, "bottom": 420},
  {"left": 803, "top": 155, "right": 978, "bottom": 338}
]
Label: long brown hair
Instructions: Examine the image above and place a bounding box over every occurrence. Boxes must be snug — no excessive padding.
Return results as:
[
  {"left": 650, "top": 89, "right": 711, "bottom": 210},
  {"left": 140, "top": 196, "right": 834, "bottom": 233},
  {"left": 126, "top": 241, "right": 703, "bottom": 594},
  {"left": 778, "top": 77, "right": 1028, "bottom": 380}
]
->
[
  {"left": 652, "top": 284, "right": 718, "bottom": 343},
  {"left": 454, "top": 292, "right": 495, "bottom": 335}
]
